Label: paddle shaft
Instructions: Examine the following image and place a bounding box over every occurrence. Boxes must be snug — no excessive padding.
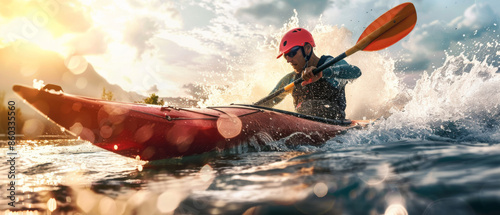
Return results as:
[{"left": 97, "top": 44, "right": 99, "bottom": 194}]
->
[
  {"left": 253, "top": 4, "right": 414, "bottom": 106},
  {"left": 254, "top": 52, "right": 347, "bottom": 106}
]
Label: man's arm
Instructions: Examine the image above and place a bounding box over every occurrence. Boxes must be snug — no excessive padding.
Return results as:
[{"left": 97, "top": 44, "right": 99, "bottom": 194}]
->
[
  {"left": 322, "top": 60, "right": 361, "bottom": 80},
  {"left": 259, "top": 73, "right": 295, "bottom": 107},
  {"left": 301, "top": 59, "right": 361, "bottom": 86}
]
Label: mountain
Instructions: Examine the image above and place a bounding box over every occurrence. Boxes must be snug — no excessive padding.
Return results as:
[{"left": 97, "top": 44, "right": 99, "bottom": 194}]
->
[
  {"left": 0, "top": 42, "right": 144, "bottom": 103},
  {"left": 0, "top": 42, "right": 146, "bottom": 138}
]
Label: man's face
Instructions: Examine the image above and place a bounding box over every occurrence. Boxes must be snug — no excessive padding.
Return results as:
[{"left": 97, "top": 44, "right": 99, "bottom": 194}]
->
[{"left": 284, "top": 46, "right": 306, "bottom": 74}]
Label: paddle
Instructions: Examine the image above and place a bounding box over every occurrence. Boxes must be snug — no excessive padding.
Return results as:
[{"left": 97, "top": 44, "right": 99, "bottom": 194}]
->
[{"left": 254, "top": 2, "right": 417, "bottom": 106}]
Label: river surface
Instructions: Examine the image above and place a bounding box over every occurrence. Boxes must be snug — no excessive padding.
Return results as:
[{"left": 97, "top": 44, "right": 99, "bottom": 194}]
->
[{"left": 1, "top": 131, "right": 499, "bottom": 215}]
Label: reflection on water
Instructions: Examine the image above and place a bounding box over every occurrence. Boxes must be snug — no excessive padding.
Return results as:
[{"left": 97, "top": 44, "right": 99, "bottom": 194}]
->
[{"left": 1, "top": 139, "right": 500, "bottom": 214}]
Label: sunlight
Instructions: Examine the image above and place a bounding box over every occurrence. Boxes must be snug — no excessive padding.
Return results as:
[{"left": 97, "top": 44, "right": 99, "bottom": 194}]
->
[
  {"left": 0, "top": 17, "right": 67, "bottom": 55},
  {"left": 78, "top": 0, "right": 95, "bottom": 6}
]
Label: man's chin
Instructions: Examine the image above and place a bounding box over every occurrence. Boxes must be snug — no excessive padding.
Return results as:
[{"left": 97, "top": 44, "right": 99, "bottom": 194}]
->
[{"left": 293, "top": 67, "right": 301, "bottom": 73}]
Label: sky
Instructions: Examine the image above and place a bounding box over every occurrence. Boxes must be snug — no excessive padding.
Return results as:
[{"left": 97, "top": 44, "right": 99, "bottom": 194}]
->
[{"left": 0, "top": 0, "right": 498, "bottom": 97}]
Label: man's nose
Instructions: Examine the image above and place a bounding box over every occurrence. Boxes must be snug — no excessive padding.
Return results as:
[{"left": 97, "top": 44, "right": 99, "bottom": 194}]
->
[{"left": 285, "top": 55, "right": 292, "bottom": 63}]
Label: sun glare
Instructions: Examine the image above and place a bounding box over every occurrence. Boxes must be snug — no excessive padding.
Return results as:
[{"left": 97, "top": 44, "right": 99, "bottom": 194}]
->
[{"left": 0, "top": 16, "right": 67, "bottom": 56}]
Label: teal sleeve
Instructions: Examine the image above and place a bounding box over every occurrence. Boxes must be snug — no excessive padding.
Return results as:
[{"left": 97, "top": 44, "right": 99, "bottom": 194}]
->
[{"left": 322, "top": 60, "right": 361, "bottom": 80}]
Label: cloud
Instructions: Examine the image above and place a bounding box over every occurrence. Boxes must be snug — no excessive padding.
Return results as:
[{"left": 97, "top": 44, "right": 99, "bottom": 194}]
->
[
  {"left": 147, "top": 84, "right": 159, "bottom": 94},
  {"left": 452, "top": 3, "right": 498, "bottom": 30},
  {"left": 123, "top": 16, "right": 160, "bottom": 57},
  {"left": 51, "top": 0, "right": 93, "bottom": 34},
  {"left": 65, "top": 27, "right": 109, "bottom": 55},
  {"left": 397, "top": 3, "right": 499, "bottom": 71},
  {"left": 236, "top": 0, "right": 330, "bottom": 26},
  {"left": 178, "top": 4, "right": 216, "bottom": 30}
]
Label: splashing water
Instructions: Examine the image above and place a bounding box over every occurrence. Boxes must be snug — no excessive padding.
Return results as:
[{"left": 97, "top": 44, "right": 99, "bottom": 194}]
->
[
  {"left": 197, "top": 12, "right": 403, "bottom": 121},
  {"left": 328, "top": 52, "right": 500, "bottom": 148},
  {"left": 197, "top": 12, "right": 499, "bottom": 147}
]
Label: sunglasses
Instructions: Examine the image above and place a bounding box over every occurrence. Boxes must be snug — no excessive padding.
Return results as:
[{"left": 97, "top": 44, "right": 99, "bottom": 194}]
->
[{"left": 284, "top": 46, "right": 303, "bottom": 58}]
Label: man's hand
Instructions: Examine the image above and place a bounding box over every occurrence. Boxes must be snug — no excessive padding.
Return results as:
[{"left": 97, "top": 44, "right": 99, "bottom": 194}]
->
[{"left": 301, "top": 66, "right": 322, "bottom": 86}]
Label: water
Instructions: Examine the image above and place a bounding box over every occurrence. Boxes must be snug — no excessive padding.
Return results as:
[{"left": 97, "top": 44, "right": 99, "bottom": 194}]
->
[
  {"left": 2, "top": 12, "right": 500, "bottom": 215},
  {"left": 1, "top": 54, "right": 500, "bottom": 213},
  {"left": 1, "top": 138, "right": 499, "bottom": 214}
]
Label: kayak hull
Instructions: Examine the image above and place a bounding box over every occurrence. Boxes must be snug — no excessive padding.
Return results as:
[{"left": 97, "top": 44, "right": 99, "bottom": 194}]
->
[{"left": 13, "top": 85, "right": 365, "bottom": 161}]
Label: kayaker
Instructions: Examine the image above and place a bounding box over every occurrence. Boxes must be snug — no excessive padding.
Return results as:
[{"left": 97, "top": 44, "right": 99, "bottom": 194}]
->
[{"left": 261, "top": 28, "right": 361, "bottom": 120}]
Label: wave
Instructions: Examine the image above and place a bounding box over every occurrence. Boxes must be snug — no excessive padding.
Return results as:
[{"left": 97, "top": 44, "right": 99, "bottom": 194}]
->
[{"left": 328, "top": 50, "right": 500, "bottom": 146}]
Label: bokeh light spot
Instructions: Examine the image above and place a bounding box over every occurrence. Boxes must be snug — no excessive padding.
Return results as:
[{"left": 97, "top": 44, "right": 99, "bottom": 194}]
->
[
  {"left": 385, "top": 204, "right": 408, "bottom": 215},
  {"left": 156, "top": 190, "right": 184, "bottom": 213},
  {"left": 65, "top": 55, "right": 88, "bottom": 75},
  {"left": 76, "top": 190, "right": 97, "bottom": 213},
  {"left": 22, "top": 119, "right": 45, "bottom": 137},
  {"left": 76, "top": 77, "right": 88, "bottom": 89},
  {"left": 47, "top": 198, "right": 57, "bottom": 212},
  {"left": 200, "top": 164, "right": 214, "bottom": 182},
  {"left": 100, "top": 125, "right": 113, "bottom": 139},
  {"left": 99, "top": 196, "right": 117, "bottom": 215},
  {"left": 134, "top": 124, "right": 154, "bottom": 143},
  {"left": 21, "top": 64, "right": 38, "bottom": 77},
  {"left": 166, "top": 125, "right": 196, "bottom": 152},
  {"left": 72, "top": 102, "right": 82, "bottom": 112},
  {"left": 216, "top": 114, "right": 242, "bottom": 138},
  {"left": 141, "top": 146, "right": 156, "bottom": 160},
  {"left": 70, "top": 122, "right": 83, "bottom": 135},
  {"left": 313, "top": 182, "right": 328, "bottom": 198}
]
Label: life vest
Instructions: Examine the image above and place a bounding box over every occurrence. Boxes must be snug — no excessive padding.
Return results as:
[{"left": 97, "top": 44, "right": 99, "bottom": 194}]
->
[{"left": 292, "top": 56, "right": 347, "bottom": 114}]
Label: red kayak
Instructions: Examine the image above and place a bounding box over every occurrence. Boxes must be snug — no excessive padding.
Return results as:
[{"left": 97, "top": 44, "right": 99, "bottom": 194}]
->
[{"left": 13, "top": 84, "right": 369, "bottom": 161}]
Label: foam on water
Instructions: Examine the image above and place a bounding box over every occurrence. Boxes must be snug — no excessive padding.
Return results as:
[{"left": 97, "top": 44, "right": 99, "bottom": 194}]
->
[{"left": 330, "top": 50, "right": 500, "bottom": 147}]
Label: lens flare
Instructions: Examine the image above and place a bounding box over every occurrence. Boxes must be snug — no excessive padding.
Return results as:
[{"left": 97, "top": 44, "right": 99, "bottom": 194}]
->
[
  {"left": 156, "top": 190, "right": 185, "bottom": 213},
  {"left": 200, "top": 164, "right": 214, "bottom": 182},
  {"left": 216, "top": 114, "right": 242, "bottom": 139},
  {"left": 47, "top": 198, "right": 57, "bottom": 212},
  {"left": 100, "top": 125, "right": 113, "bottom": 139},
  {"left": 22, "top": 119, "right": 45, "bottom": 137},
  {"left": 76, "top": 190, "right": 97, "bottom": 213},
  {"left": 313, "top": 182, "right": 328, "bottom": 198},
  {"left": 65, "top": 55, "right": 88, "bottom": 75},
  {"left": 99, "top": 196, "right": 117, "bottom": 215},
  {"left": 134, "top": 124, "right": 154, "bottom": 143},
  {"left": 384, "top": 204, "right": 408, "bottom": 215}
]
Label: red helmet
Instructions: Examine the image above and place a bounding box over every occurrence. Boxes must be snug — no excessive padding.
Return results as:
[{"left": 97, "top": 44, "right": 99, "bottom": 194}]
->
[{"left": 277, "top": 28, "right": 316, "bottom": 59}]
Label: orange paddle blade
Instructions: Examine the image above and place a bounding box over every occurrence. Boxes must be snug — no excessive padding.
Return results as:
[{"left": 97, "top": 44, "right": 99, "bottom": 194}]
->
[{"left": 357, "top": 2, "right": 417, "bottom": 51}]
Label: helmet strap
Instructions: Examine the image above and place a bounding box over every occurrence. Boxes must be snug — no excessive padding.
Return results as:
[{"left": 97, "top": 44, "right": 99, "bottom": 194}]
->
[{"left": 301, "top": 45, "right": 312, "bottom": 71}]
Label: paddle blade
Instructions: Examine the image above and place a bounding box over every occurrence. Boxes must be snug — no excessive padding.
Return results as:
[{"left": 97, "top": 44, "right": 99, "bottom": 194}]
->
[{"left": 357, "top": 2, "right": 417, "bottom": 51}]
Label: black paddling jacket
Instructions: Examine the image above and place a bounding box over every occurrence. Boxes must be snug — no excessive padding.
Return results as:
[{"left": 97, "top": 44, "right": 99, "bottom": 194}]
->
[{"left": 262, "top": 55, "right": 361, "bottom": 112}]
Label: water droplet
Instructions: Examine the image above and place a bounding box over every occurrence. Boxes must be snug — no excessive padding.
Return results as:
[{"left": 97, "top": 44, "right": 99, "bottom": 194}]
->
[{"left": 47, "top": 198, "right": 57, "bottom": 212}]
